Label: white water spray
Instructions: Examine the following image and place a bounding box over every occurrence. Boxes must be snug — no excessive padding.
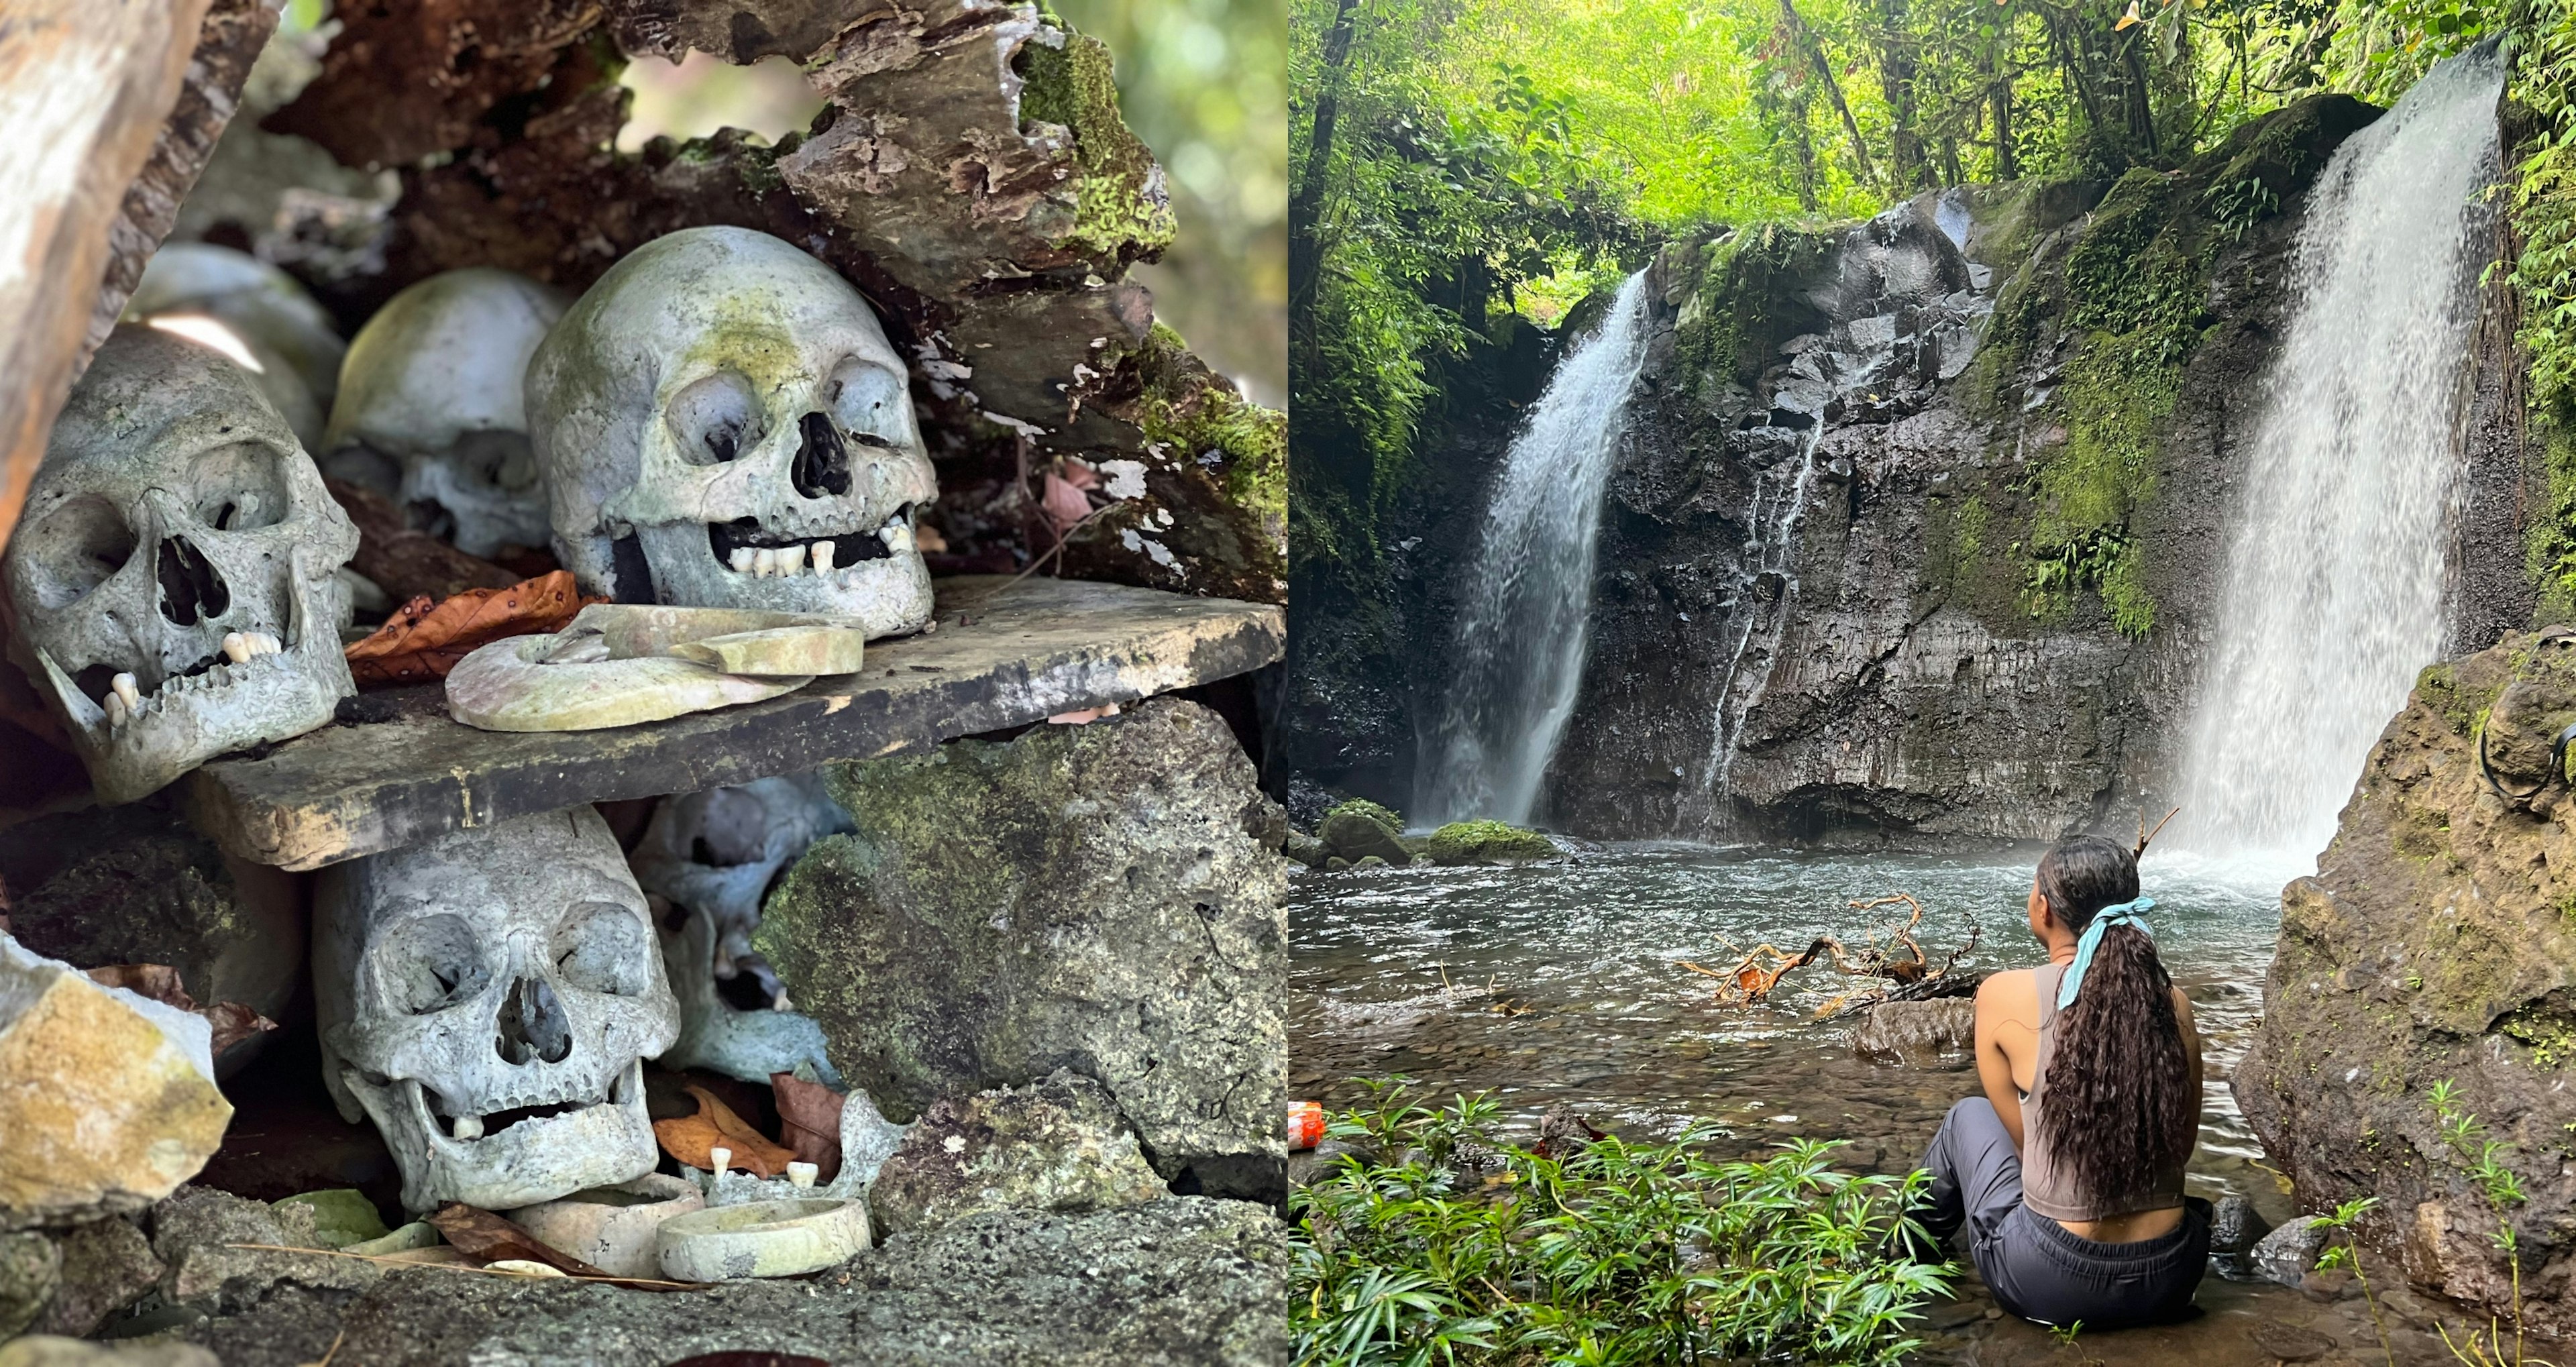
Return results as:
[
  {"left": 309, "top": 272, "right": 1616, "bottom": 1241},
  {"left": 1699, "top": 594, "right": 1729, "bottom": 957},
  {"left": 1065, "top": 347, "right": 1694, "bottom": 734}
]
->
[
  {"left": 2177, "top": 47, "right": 2503, "bottom": 861},
  {"left": 1417, "top": 271, "right": 1654, "bottom": 826}
]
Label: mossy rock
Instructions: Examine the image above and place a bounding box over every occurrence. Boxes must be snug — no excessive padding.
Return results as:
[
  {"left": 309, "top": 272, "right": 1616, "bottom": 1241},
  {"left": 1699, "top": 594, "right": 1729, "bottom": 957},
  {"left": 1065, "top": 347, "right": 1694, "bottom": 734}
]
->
[
  {"left": 1421, "top": 821, "right": 1557, "bottom": 867},
  {"left": 1322, "top": 798, "right": 1403, "bottom": 830}
]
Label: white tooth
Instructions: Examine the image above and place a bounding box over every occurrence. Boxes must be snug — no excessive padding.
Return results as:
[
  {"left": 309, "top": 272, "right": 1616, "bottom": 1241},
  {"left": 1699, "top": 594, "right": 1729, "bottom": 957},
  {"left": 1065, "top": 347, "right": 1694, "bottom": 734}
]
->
[
  {"left": 105, "top": 692, "right": 129, "bottom": 728},
  {"left": 729, "top": 547, "right": 756, "bottom": 574},
  {"left": 111, "top": 673, "right": 140, "bottom": 710},
  {"left": 710, "top": 1145, "right": 732, "bottom": 1174},
  {"left": 811, "top": 539, "right": 835, "bottom": 574},
  {"left": 221, "top": 633, "right": 250, "bottom": 663},
  {"left": 779, "top": 544, "right": 806, "bottom": 576},
  {"left": 878, "top": 521, "right": 912, "bottom": 551},
  {"left": 254, "top": 632, "right": 281, "bottom": 655},
  {"left": 452, "top": 1114, "right": 483, "bottom": 1140},
  {"left": 753, "top": 549, "right": 776, "bottom": 578},
  {"left": 788, "top": 1162, "right": 818, "bottom": 1189}
]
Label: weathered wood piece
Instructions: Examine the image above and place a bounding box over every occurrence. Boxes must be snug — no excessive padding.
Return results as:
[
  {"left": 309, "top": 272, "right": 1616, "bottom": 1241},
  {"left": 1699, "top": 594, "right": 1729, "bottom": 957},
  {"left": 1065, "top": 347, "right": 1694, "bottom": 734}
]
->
[
  {"left": 181, "top": 576, "right": 1282, "bottom": 870},
  {"left": 0, "top": 0, "right": 219, "bottom": 553}
]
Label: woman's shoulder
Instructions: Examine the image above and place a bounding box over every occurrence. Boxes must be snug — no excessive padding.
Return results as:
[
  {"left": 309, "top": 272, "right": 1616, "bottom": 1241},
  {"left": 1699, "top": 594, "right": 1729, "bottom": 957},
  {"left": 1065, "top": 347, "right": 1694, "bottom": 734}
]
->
[{"left": 1976, "top": 965, "right": 2041, "bottom": 1000}]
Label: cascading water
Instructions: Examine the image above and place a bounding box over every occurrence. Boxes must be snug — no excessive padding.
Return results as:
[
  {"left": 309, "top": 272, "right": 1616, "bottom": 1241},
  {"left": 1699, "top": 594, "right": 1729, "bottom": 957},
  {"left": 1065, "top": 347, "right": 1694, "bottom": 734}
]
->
[
  {"left": 1697, "top": 422, "right": 1827, "bottom": 820},
  {"left": 1417, "top": 271, "right": 1654, "bottom": 827},
  {"left": 2177, "top": 46, "right": 2504, "bottom": 861}
]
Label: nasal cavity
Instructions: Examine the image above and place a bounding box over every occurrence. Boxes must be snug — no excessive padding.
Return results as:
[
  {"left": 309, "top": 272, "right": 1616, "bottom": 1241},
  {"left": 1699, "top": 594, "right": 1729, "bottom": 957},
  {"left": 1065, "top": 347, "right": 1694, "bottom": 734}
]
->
[
  {"left": 792, "top": 412, "right": 851, "bottom": 498},
  {"left": 155, "top": 537, "right": 228, "bottom": 626},
  {"left": 494, "top": 976, "right": 574, "bottom": 1066}
]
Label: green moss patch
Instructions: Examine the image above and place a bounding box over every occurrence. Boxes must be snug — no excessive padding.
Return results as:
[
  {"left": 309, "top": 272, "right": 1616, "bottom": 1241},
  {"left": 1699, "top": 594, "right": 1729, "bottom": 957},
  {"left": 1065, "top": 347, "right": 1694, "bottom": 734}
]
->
[
  {"left": 1421, "top": 820, "right": 1557, "bottom": 866},
  {"left": 1323, "top": 797, "right": 1405, "bottom": 831},
  {"left": 1671, "top": 223, "right": 1840, "bottom": 396},
  {"left": 1015, "top": 30, "right": 1175, "bottom": 261}
]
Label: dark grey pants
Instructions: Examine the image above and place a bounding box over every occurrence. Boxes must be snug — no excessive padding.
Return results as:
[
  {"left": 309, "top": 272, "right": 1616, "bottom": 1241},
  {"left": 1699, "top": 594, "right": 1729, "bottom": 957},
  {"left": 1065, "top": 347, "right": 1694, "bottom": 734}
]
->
[{"left": 1915, "top": 1096, "right": 2211, "bottom": 1329}]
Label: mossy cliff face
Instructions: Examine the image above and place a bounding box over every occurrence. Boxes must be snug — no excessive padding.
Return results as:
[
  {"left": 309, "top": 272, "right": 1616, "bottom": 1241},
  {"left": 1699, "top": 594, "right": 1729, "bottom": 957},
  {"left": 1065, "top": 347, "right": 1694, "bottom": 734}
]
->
[
  {"left": 1540, "top": 95, "right": 2464, "bottom": 841},
  {"left": 2235, "top": 629, "right": 2576, "bottom": 1333},
  {"left": 756, "top": 698, "right": 1289, "bottom": 1200}
]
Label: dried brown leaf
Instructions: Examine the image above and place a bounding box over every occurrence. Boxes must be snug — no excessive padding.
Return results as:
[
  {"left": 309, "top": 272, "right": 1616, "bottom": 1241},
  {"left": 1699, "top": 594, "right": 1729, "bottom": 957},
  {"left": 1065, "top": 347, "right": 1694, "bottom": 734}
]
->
[
  {"left": 770, "top": 1071, "right": 845, "bottom": 1183},
  {"left": 652, "top": 1084, "right": 795, "bottom": 1177},
  {"left": 343, "top": 571, "right": 598, "bottom": 688}
]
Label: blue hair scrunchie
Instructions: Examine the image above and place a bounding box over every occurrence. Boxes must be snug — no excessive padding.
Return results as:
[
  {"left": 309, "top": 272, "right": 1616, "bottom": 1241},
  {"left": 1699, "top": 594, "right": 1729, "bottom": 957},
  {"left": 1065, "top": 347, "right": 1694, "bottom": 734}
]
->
[{"left": 2057, "top": 897, "right": 2155, "bottom": 1009}]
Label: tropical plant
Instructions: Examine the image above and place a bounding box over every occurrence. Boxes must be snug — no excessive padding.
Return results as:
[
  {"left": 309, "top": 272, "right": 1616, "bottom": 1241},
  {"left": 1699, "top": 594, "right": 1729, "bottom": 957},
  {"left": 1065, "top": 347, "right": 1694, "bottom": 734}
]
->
[{"left": 1289, "top": 1080, "right": 1953, "bottom": 1365}]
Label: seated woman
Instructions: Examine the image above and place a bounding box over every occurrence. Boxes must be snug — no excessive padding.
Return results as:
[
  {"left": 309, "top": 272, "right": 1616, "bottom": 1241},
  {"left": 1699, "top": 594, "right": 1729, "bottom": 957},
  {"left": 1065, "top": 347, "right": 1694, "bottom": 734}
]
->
[{"left": 1913, "top": 833, "right": 2211, "bottom": 1329}]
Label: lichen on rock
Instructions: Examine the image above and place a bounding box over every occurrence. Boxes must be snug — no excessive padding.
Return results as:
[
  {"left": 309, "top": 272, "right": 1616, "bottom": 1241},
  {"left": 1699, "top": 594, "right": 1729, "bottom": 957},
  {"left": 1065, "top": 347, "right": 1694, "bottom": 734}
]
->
[{"left": 757, "top": 698, "right": 1287, "bottom": 1201}]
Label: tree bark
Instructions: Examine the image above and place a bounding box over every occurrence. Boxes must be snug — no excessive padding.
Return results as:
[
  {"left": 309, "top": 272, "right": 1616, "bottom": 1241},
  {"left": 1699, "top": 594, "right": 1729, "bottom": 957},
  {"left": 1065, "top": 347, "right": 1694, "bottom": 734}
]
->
[
  {"left": 1289, "top": 0, "right": 1363, "bottom": 322},
  {"left": 1990, "top": 40, "right": 2018, "bottom": 181},
  {"left": 1872, "top": 0, "right": 1929, "bottom": 191},
  {"left": 0, "top": 0, "right": 227, "bottom": 556}
]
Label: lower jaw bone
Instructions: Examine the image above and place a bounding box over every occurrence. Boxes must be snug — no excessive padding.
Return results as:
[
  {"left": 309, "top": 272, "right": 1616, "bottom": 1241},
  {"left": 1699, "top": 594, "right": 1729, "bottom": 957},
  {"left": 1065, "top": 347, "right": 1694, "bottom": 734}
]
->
[{"left": 358, "top": 1061, "right": 658, "bottom": 1213}]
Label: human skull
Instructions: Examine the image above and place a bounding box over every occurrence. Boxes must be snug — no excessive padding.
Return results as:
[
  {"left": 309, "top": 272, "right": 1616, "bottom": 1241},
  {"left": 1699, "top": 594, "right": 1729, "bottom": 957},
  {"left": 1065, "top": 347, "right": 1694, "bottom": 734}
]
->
[
  {"left": 321, "top": 268, "right": 568, "bottom": 558},
  {"left": 125, "top": 243, "right": 347, "bottom": 451},
  {"left": 313, "top": 808, "right": 680, "bottom": 1213},
  {"left": 631, "top": 775, "right": 851, "bottom": 1087},
  {"left": 2, "top": 325, "right": 358, "bottom": 804},
  {"left": 527, "top": 227, "right": 937, "bottom": 637}
]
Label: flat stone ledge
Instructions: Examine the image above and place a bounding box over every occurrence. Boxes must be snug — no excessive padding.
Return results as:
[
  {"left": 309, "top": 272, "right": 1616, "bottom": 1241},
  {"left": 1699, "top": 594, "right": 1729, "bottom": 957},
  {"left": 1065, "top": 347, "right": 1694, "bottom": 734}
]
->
[{"left": 180, "top": 576, "right": 1283, "bottom": 871}]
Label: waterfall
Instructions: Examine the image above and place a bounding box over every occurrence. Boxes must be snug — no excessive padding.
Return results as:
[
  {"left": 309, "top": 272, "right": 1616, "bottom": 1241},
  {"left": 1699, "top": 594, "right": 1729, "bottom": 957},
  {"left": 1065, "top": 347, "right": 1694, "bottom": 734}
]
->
[
  {"left": 1417, "top": 271, "right": 1654, "bottom": 827},
  {"left": 2177, "top": 46, "right": 2504, "bottom": 861},
  {"left": 1699, "top": 423, "right": 1827, "bottom": 817}
]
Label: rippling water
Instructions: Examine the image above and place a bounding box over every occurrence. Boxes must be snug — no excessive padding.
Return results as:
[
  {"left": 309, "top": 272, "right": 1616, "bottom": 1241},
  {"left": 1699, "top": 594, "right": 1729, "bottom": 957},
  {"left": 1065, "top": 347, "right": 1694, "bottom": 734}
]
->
[{"left": 1290, "top": 843, "right": 2302, "bottom": 1220}]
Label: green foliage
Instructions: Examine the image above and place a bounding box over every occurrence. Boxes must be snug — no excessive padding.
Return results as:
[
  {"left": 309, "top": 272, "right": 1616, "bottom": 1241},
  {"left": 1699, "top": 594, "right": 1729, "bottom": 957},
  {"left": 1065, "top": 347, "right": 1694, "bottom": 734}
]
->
[
  {"left": 1421, "top": 820, "right": 1558, "bottom": 865},
  {"left": 1290, "top": 1082, "right": 1952, "bottom": 1366}
]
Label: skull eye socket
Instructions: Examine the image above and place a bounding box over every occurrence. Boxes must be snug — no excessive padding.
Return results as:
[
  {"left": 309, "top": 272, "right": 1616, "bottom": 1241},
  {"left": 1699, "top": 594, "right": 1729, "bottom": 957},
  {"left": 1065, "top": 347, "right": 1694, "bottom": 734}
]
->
[
  {"left": 665, "top": 372, "right": 764, "bottom": 466},
  {"left": 826, "top": 360, "right": 907, "bottom": 450},
  {"left": 376, "top": 913, "right": 493, "bottom": 1015},
  {"left": 16, "top": 494, "right": 136, "bottom": 609},
  {"left": 552, "top": 901, "right": 651, "bottom": 996},
  {"left": 184, "top": 443, "right": 294, "bottom": 531}
]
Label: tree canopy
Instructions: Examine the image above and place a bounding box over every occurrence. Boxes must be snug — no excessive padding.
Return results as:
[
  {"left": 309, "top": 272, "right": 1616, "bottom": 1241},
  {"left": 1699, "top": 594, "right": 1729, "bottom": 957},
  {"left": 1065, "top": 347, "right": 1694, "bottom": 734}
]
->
[{"left": 1289, "top": 0, "right": 2524, "bottom": 582}]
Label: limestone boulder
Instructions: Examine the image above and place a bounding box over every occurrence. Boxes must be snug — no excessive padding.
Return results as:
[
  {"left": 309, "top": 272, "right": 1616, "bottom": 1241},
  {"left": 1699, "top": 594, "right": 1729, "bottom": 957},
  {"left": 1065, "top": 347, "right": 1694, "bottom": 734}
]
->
[
  {"left": 0, "top": 939, "right": 230, "bottom": 1226},
  {"left": 2235, "top": 628, "right": 2576, "bottom": 1333},
  {"left": 871, "top": 1071, "right": 1166, "bottom": 1235},
  {"left": 759, "top": 698, "right": 1287, "bottom": 1201}
]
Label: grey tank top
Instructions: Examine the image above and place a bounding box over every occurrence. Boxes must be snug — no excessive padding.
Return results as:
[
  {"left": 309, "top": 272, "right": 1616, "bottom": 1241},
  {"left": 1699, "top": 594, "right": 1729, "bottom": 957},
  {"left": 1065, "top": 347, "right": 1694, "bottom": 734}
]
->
[{"left": 2018, "top": 962, "right": 2188, "bottom": 1223}]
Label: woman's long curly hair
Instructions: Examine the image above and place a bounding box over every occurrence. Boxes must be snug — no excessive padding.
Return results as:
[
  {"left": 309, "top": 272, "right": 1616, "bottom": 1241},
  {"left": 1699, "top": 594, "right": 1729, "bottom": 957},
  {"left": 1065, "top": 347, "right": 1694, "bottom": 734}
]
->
[{"left": 2031, "top": 835, "right": 2195, "bottom": 1209}]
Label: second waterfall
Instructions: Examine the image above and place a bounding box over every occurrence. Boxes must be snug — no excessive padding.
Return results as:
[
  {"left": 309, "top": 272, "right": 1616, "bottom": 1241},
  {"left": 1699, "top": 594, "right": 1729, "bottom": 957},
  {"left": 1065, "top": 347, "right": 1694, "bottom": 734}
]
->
[
  {"left": 2177, "top": 45, "right": 2505, "bottom": 861},
  {"left": 1416, "top": 271, "right": 1653, "bottom": 827}
]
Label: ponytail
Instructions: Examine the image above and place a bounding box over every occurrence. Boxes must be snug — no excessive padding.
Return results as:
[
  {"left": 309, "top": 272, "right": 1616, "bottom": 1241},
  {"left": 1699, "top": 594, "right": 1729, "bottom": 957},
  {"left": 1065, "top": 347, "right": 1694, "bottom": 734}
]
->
[{"left": 2031, "top": 835, "right": 2196, "bottom": 1210}]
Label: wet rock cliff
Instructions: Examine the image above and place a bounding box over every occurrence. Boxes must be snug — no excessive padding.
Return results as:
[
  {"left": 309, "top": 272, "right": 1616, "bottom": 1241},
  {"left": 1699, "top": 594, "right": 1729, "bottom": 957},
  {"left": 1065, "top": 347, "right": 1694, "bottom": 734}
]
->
[{"left": 1286, "top": 92, "right": 2543, "bottom": 840}]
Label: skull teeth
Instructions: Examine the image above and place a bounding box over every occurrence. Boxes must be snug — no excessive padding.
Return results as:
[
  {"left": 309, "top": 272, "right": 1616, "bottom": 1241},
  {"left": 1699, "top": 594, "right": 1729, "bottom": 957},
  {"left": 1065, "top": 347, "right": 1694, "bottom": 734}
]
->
[
  {"left": 451, "top": 1114, "right": 484, "bottom": 1140},
  {"left": 91, "top": 641, "right": 294, "bottom": 732},
  {"left": 710, "top": 515, "right": 910, "bottom": 580}
]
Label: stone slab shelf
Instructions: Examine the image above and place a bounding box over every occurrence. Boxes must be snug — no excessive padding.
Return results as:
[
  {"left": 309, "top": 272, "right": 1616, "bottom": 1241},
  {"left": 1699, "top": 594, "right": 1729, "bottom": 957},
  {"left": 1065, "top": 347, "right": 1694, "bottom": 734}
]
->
[{"left": 181, "top": 576, "right": 1283, "bottom": 871}]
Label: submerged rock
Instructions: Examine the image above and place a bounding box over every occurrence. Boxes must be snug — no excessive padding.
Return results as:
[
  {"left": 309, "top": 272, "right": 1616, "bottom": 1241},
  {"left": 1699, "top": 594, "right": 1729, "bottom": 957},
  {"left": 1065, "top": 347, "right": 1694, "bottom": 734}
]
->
[
  {"left": 2235, "top": 628, "right": 2576, "bottom": 1331},
  {"left": 1420, "top": 820, "right": 1556, "bottom": 865},
  {"left": 869, "top": 1071, "right": 1165, "bottom": 1234},
  {"left": 759, "top": 698, "right": 1288, "bottom": 1201},
  {"left": 1850, "top": 998, "right": 1976, "bottom": 1062}
]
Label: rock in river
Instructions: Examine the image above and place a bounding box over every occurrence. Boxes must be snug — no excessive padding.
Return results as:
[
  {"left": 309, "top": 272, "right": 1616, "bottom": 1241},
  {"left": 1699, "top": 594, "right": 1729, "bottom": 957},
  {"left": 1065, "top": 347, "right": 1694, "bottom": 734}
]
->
[{"left": 759, "top": 698, "right": 1289, "bottom": 1202}]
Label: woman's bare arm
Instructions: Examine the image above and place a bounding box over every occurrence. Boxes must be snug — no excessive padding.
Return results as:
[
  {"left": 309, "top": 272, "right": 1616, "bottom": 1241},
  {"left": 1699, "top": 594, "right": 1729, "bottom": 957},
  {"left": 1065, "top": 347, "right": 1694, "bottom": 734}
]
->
[
  {"left": 1974, "top": 971, "right": 2031, "bottom": 1151},
  {"left": 2174, "top": 985, "right": 2204, "bottom": 1133}
]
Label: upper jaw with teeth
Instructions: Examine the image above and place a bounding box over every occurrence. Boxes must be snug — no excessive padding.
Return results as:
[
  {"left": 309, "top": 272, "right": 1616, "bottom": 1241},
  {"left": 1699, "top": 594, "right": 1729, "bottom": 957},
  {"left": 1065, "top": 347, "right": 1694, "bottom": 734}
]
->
[
  {"left": 351, "top": 1060, "right": 657, "bottom": 1212},
  {"left": 721, "top": 516, "right": 914, "bottom": 580}
]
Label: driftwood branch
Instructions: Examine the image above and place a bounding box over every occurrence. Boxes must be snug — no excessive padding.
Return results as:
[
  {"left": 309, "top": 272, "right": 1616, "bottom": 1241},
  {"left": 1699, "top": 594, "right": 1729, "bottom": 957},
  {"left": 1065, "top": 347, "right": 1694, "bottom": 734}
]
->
[{"left": 1684, "top": 889, "right": 1981, "bottom": 1009}]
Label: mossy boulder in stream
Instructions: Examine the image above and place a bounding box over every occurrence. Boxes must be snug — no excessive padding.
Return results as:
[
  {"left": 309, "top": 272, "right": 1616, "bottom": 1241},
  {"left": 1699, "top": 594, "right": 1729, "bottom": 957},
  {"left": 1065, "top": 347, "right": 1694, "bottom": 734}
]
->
[
  {"left": 2236, "top": 628, "right": 2576, "bottom": 1334},
  {"left": 1420, "top": 821, "right": 1556, "bottom": 865},
  {"left": 1317, "top": 799, "right": 1410, "bottom": 864},
  {"left": 757, "top": 698, "right": 1289, "bottom": 1201}
]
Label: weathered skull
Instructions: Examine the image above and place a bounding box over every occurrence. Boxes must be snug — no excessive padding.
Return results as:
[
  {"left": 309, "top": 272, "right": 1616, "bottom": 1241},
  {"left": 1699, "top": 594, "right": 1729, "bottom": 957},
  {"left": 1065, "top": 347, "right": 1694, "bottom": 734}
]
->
[
  {"left": 2, "top": 325, "right": 358, "bottom": 804},
  {"left": 321, "top": 268, "right": 569, "bottom": 558},
  {"left": 631, "top": 775, "right": 851, "bottom": 1087},
  {"left": 314, "top": 808, "right": 680, "bottom": 1213},
  {"left": 527, "top": 227, "right": 937, "bottom": 637},
  {"left": 125, "top": 243, "right": 347, "bottom": 451}
]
